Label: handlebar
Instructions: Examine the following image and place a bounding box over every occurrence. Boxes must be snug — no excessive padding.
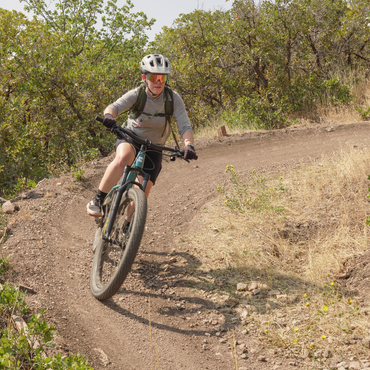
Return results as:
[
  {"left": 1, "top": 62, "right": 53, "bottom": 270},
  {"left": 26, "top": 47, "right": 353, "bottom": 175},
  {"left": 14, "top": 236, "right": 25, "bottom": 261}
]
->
[
  {"left": 96, "top": 116, "right": 180, "bottom": 153},
  {"left": 96, "top": 116, "right": 186, "bottom": 161}
]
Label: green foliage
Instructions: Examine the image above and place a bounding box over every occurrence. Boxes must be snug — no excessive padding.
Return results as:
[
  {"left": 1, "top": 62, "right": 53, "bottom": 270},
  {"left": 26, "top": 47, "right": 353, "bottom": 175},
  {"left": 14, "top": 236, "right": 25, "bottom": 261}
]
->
[
  {"left": 217, "top": 165, "right": 286, "bottom": 213},
  {"left": 0, "top": 278, "right": 92, "bottom": 369},
  {"left": 0, "top": 283, "right": 27, "bottom": 315},
  {"left": 0, "top": 0, "right": 154, "bottom": 196},
  {"left": 71, "top": 166, "right": 86, "bottom": 182},
  {"left": 357, "top": 107, "right": 370, "bottom": 121},
  {"left": 222, "top": 93, "right": 292, "bottom": 130},
  {"left": 0, "top": 258, "right": 9, "bottom": 276},
  {"left": 320, "top": 78, "right": 352, "bottom": 106},
  {"left": 14, "top": 178, "right": 36, "bottom": 195},
  {"left": 152, "top": 0, "right": 368, "bottom": 127},
  {"left": 1, "top": 178, "right": 37, "bottom": 200}
]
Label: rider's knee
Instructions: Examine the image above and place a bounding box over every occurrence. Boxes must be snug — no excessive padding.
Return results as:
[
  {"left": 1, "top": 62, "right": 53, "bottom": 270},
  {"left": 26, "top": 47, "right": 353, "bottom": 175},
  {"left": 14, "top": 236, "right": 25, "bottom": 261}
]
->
[{"left": 114, "top": 153, "right": 133, "bottom": 169}]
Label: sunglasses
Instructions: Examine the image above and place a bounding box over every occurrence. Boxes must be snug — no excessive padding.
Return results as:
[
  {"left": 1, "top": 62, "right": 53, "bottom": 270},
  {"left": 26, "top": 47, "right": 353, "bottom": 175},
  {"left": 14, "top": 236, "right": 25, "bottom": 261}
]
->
[{"left": 146, "top": 74, "right": 168, "bottom": 83}]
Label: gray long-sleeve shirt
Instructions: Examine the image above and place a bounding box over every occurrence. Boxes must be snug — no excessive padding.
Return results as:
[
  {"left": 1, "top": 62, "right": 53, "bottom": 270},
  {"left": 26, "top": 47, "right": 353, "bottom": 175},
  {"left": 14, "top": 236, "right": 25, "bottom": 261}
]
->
[{"left": 107, "top": 87, "right": 192, "bottom": 145}]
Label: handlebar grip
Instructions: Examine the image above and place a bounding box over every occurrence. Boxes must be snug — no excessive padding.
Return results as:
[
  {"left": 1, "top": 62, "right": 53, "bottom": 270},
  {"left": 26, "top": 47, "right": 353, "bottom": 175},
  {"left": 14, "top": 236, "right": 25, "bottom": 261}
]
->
[{"left": 96, "top": 115, "right": 104, "bottom": 123}]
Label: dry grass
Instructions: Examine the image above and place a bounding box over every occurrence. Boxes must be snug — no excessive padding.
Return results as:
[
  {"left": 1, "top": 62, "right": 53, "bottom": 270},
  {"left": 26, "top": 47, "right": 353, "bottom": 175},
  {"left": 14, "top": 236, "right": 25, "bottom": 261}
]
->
[
  {"left": 293, "top": 77, "right": 370, "bottom": 127},
  {"left": 195, "top": 103, "right": 362, "bottom": 139},
  {"left": 228, "top": 329, "right": 238, "bottom": 370},
  {"left": 293, "top": 100, "right": 363, "bottom": 127},
  {"left": 190, "top": 145, "right": 370, "bottom": 285},
  {"left": 185, "top": 144, "right": 370, "bottom": 366}
]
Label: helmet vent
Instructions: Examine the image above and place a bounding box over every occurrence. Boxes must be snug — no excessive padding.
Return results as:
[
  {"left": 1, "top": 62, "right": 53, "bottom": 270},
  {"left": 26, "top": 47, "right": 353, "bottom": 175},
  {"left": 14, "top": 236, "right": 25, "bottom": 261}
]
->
[{"left": 156, "top": 57, "right": 163, "bottom": 66}]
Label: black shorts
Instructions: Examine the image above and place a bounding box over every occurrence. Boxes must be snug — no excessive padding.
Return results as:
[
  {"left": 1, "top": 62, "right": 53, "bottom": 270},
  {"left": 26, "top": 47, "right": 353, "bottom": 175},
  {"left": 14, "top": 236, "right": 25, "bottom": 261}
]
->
[{"left": 115, "top": 136, "right": 162, "bottom": 185}]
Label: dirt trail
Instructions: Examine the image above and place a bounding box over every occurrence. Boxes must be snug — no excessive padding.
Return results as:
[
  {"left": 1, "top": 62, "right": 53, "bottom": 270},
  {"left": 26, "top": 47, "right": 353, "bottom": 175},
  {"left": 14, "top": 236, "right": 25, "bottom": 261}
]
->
[{"left": 4, "top": 122, "right": 370, "bottom": 370}]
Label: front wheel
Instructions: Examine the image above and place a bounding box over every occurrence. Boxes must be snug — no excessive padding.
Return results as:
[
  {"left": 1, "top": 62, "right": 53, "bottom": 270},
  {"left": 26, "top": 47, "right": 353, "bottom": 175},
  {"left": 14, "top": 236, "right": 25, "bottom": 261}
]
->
[{"left": 90, "top": 187, "right": 147, "bottom": 300}]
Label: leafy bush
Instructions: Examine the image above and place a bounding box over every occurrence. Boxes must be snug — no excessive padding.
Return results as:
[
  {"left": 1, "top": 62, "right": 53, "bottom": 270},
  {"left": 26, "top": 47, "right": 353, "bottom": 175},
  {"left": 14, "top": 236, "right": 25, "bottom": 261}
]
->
[
  {"left": 0, "top": 1, "right": 154, "bottom": 196},
  {"left": 357, "top": 107, "right": 370, "bottom": 121},
  {"left": 0, "top": 260, "right": 92, "bottom": 368},
  {"left": 222, "top": 93, "right": 292, "bottom": 130},
  {"left": 320, "top": 78, "right": 352, "bottom": 106},
  {"left": 153, "top": 0, "right": 367, "bottom": 129}
]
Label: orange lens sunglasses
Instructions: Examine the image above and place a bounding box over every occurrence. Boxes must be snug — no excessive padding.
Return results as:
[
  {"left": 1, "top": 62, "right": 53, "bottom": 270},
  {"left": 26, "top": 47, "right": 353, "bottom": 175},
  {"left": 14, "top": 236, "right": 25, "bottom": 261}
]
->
[{"left": 146, "top": 74, "right": 168, "bottom": 83}]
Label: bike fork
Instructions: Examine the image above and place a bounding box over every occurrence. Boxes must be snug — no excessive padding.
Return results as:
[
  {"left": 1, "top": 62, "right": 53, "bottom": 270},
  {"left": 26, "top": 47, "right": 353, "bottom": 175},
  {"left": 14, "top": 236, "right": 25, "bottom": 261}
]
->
[
  {"left": 102, "top": 185, "right": 126, "bottom": 242},
  {"left": 101, "top": 163, "right": 149, "bottom": 243}
]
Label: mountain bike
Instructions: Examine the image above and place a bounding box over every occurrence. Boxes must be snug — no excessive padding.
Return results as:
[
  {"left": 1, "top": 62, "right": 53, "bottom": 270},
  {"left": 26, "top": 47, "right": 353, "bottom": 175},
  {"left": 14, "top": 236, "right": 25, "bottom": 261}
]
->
[{"left": 90, "top": 116, "right": 186, "bottom": 301}]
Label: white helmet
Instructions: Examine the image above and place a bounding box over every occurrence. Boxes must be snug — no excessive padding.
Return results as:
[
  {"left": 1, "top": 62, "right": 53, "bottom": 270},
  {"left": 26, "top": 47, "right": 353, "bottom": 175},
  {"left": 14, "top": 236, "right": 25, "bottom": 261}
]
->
[{"left": 140, "top": 54, "right": 171, "bottom": 74}]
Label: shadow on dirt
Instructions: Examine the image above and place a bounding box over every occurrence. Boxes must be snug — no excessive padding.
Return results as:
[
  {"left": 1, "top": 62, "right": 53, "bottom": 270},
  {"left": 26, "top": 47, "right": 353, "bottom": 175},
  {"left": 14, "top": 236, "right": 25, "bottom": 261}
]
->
[
  {"left": 105, "top": 295, "right": 220, "bottom": 337},
  {"left": 101, "top": 249, "right": 323, "bottom": 337}
]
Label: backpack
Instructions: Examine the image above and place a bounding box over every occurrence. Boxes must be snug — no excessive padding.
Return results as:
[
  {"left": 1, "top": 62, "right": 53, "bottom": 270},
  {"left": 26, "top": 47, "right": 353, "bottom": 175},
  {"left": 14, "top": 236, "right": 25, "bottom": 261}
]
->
[{"left": 128, "top": 82, "right": 180, "bottom": 149}]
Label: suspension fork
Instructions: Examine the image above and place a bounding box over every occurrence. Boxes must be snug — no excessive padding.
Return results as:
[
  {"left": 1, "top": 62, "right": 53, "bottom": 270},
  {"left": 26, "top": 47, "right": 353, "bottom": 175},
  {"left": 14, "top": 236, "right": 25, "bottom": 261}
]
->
[
  {"left": 102, "top": 181, "right": 127, "bottom": 242},
  {"left": 102, "top": 147, "right": 150, "bottom": 241},
  {"left": 119, "top": 146, "right": 150, "bottom": 224}
]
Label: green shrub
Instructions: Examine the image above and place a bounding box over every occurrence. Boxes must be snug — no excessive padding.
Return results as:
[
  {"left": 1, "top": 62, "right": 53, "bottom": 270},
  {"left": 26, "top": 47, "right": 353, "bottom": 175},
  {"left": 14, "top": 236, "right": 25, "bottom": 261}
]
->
[
  {"left": 0, "top": 263, "right": 92, "bottom": 368},
  {"left": 71, "top": 166, "right": 86, "bottom": 182},
  {"left": 357, "top": 107, "right": 370, "bottom": 121},
  {"left": 221, "top": 93, "right": 292, "bottom": 130},
  {"left": 320, "top": 77, "right": 352, "bottom": 105}
]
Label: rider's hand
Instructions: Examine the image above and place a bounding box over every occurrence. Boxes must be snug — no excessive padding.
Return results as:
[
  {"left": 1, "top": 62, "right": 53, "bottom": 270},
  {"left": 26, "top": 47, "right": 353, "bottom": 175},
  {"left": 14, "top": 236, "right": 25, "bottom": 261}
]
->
[
  {"left": 184, "top": 144, "right": 198, "bottom": 160},
  {"left": 103, "top": 114, "right": 117, "bottom": 131}
]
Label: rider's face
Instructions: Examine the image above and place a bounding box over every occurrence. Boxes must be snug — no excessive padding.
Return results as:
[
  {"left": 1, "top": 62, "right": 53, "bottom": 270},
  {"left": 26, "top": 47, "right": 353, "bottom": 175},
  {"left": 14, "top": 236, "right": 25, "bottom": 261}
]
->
[{"left": 143, "top": 74, "right": 167, "bottom": 97}]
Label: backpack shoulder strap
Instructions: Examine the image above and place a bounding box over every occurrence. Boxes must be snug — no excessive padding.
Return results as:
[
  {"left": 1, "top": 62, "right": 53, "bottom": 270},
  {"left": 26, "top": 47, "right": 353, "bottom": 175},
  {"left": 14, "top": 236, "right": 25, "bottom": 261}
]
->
[
  {"left": 164, "top": 86, "right": 174, "bottom": 117},
  {"left": 129, "top": 82, "right": 147, "bottom": 119},
  {"left": 163, "top": 86, "right": 180, "bottom": 149}
]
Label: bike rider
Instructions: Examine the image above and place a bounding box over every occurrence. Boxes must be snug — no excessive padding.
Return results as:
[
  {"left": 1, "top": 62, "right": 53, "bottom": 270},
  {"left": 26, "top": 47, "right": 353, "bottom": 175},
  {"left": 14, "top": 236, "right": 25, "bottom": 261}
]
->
[{"left": 87, "top": 54, "right": 197, "bottom": 217}]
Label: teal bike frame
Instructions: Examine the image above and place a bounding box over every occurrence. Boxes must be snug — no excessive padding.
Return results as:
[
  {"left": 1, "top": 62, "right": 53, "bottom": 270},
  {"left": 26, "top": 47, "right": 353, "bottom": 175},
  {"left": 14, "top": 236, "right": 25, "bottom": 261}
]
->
[
  {"left": 101, "top": 145, "right": 149, "bottom": 244},
  {"left": 105, "top": 148, "right": 147, "bottom": 199}
]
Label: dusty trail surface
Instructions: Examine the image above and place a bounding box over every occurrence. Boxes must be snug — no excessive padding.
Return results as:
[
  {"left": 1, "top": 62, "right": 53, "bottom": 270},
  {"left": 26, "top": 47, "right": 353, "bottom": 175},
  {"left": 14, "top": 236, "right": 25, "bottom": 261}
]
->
[{"left": 4, "top": 122, "right": 370, "bottom": 369}]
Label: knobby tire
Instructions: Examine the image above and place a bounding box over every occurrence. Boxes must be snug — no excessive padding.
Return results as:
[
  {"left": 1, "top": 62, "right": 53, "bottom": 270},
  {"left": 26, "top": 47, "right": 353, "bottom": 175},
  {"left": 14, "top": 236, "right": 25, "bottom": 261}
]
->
[{"left": 90, "top": 188, "right": 147, "bottom": 300}]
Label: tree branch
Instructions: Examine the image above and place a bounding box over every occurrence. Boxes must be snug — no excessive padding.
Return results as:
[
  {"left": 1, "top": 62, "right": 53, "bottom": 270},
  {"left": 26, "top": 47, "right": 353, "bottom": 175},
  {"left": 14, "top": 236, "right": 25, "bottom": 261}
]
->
[
  {"left": 353, "top": 52, "right": 370, "bottom": 63},
  {"left": 253, "top": 56, "right": 268, "bottom": 89},
  {"left": 51, "top": 80, "right": 84, "bottom": 121},
  {"left": 306, "top": 34, "right": 321, "bottom": 70}
]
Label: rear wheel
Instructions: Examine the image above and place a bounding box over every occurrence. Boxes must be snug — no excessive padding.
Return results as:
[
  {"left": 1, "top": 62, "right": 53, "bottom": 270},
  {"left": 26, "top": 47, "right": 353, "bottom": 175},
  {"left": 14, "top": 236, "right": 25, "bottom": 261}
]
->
[{"left": 90, "top": 188, "right": 147, "bottom": 300}]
